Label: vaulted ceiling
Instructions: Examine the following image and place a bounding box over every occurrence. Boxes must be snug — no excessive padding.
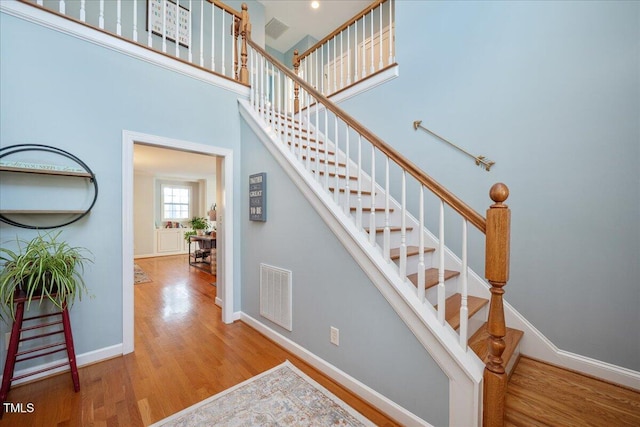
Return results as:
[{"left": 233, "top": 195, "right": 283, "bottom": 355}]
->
[{"left": 258, "top": 0, "right": 371, "bottom": 53}]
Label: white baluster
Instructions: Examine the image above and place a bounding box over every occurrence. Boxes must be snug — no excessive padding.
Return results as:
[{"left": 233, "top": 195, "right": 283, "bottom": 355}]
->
[
  {"left": 315, "top": 97, "right": 320, "bottom": 182},
  {"left": 324, "top": 109, "right": 329, "bottom": 190},
  {"left": 221, "top": 12, "right": 226, "bottom": 76},
  {"left": 147, "top": 0, "right": 153, "bottom": 47},
  {"left": 59, "top": 0, "right": 65, "bottom": 14},
  {"left": 379, "top": 3, "right": 383, "bottom": 69},
  {"left": 334, "top": 116, "right": 339, "bottom": 204},
  {"left": 346, "top": 26, "right": 351, "bottom": 86},
  {"left": 175, "top": 1, "right": 180, "bottom": 57},
  {"left": 313, "top": 50, "right": 318, "bottom": 91},
  {"left": 188, "top": 0, "right": 193, "bottom": 63},
  {"left": 211, "top": 4, "right": 215, "bottom": 71},
  {"left": 99, "top": 0, "right": 105, "bottom": 30},
  {"left": 250, "top": 49, "right": 254, "bottom": 108},
  {"left": 354, "top": 19, "right": 358, "bottom": 81},
  {"left": 198, "top": 0, "right": 204, "bottom": 65},
  {"left": 340, "top": 30, "right": 344, "bottom": 90},
  {"left": 369, "top": 145, "right": 376, "bottom": 245},
  {"left": 80, "top": 0, "right": 85, "bottom": 22},
  {"left": 356, "top": 134, "right": 363, "bottom": 229},
  {"left": 417, "top": 186, "right": 426, "bottom": 302},
  {"left": 370, "top": 8, "right": 374, "bottom": 74},
  {"left": 133, "top": 0, "right": 138, "bottom": 42},
  {"left": 389, "top": 0, "right": 394, "bottom": 65},
  {"left": 260, "top": 55, "right": 265, "bottom": 121},
  {"left": 233, "top": 17, "right": 237, "bottom": 78},
  {"left": 383, "top": 157, "right": 390, "bottom": 261},
  {"left": 361, "top": 15, "right": 366, "bottom": 78},
  {"left": 277, "top": 70, "right": 283, "bottom": 137},
  {"left": 161, "top": 0, "right": 166, "bottom": 52},
  {"left": 116, "top": 0, "right": 122, "bottom": 36},
  {"left": 332, "top": 37, "right": 337, "bottom": 93},
  {"left": 321, "top": 45, "right": 324, "bottom": 95},
  {"left": 306, "top": 93, "right": 311, "bottom": 171},
  {"left": 460, "top": 219, "right": 469, "bottom": 349},
  {"left": 344, "top": 127, "right": 350, "bottom": 214},
  {"left": 37, "top": 0, "right": 43, "bottom": 5},
  {"left": 399, "top": 171, "right": 407, "bottom": 279},
  {"left": 438, "top": 200, "right": 445, "bottom": 325}
]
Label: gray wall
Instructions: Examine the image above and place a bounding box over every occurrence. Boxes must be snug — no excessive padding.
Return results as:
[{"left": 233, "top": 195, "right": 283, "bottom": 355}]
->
[
  {"left": 0, "top": 10, "right": 245, "bottom": 363},
  {"left": 239, "top": 119, "right": 449, "bottom": 426},
  {"left": 336, "top": 0, "right": 640, "bottom": 370}
]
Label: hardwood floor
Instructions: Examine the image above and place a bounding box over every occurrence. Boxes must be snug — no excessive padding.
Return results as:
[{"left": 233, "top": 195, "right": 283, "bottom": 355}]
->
[
  {"left": 506, "top": 357, "right": 640, "bottom": 426},
  {"left": 1, "top": 255, "right": 399, "bottom": 426}
]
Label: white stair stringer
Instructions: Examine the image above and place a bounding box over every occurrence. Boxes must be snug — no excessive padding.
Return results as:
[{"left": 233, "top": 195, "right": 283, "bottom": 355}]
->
[{"left": 239, "top": 99, "right": 484, "bottom": 427}]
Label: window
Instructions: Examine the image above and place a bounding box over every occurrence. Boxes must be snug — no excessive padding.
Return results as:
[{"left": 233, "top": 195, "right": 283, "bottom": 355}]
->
[{"left": 162, "top": 185, "right": 191, "bottom": 220}]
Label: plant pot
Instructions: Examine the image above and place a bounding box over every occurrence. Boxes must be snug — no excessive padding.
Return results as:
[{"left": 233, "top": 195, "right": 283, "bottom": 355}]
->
[{"left": 196, "top": 229, "right": 204, "bottom": 236}]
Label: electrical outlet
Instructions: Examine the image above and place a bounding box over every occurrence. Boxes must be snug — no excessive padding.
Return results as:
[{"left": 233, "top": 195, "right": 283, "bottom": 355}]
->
[{"left": 330, "top": 327, "right": 339, "bottom": 346}]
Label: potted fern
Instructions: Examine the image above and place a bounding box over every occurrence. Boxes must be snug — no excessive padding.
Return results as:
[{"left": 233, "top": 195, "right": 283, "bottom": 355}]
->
[
  {"left": 0, "top": 231, "right": 93, "bottom": 321},
  {"left": 189, "top": 216, "right": 209, "bottom": 236}
]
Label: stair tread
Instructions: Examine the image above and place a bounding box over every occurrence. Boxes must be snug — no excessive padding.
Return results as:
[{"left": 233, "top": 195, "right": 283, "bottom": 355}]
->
[
  {"left": 350, "top": 206, "right": 392, "bottom": 212},
  {"left": 435, "top": 293, "right": 489, "bottom": 331},
  {"left": 407, "top": 267, "right": 459, "bottom": 289},
  {"left": 390, "top": 245, "right": 435, "bottom": 260},
  {"left": 287, "top": 141, "right": 334, "bottom": 155},
  {"left": 329, "top": 187, "right": 374, "bottom": 196},
  {"left": 303, "top": 156, "right": 346, "bottom": 167},
  {"left": 469, "top": 323, "right": 524, "bottom": 367},
  {"left": 366, "top": 226, "right": 414, "bottom": 233},
  {"left": 315, "top": 170, "right": 358, "bottom": 180}
]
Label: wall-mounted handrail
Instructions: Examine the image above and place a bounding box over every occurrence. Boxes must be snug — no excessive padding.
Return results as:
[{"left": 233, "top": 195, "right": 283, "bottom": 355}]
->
[
  {"left": 247, "top": 38, "right": 486, "bottom": 233},
  {"left": 413, "top": 120, "right": 495, "bottom": 172}
]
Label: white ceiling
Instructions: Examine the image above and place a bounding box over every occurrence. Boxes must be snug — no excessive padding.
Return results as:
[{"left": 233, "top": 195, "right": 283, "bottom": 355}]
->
[
  {"left": 133, "top": 144, "right": 217, "bottom": 179},
  {"left": 258, "top": 0, "right": 371, "bottom": 53}
]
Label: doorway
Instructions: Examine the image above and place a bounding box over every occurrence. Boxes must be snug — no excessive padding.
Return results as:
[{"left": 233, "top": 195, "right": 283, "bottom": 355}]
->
[{"left": 122, "top": 130, "right": 234, "bottom": 354}]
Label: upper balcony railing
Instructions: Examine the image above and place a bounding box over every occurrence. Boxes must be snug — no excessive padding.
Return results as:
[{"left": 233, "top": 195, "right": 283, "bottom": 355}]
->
[
  {"left": 294, "top": 0, "right": 395, "bottom": 98},
  {"left": 16, "top": 0, "right": 249, "bottom": 85}
]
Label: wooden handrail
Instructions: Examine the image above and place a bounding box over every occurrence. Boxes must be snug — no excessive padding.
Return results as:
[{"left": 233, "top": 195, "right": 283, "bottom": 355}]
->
[
  {"left": 248, "top": 38, "right": 487, "bottom": 233},
  {"left": 298, "top": 0, "right": 387, "bottom": 61},
  {"left": 208, "top": 0, "right": 242, "bottom": 18}
]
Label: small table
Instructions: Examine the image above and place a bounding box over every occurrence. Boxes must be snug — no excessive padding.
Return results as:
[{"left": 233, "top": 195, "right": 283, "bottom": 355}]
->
[{"left": 189, "top": 234, "right": 216, "bottom": 273}]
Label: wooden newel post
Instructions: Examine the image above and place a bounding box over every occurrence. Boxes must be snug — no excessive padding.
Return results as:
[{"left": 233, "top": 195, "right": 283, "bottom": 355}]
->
[
  {"left": 293, "top": 49, "right": 300, "bottom": 113},
  {"left": 239, "top": 3, "right": 250, "bottom": 85},
  {"left": 483, "top": 183, "right": 511, "bottom": 427}
]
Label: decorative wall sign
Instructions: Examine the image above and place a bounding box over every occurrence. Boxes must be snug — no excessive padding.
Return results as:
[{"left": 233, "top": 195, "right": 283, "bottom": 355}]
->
[
  {"left": 249, "top": 173, "right": 266, "bottom": 222},
  {"left": 148, "top": 0, "right": 191, "bottom": 48}
]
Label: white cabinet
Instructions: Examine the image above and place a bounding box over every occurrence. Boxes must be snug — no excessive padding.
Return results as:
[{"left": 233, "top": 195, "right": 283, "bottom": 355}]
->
[{"left": 156, "top": 229, "right": 190, "bottom": 254}]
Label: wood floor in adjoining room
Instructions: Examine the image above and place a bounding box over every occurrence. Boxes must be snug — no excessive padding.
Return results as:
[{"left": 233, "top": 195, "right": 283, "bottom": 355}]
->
[{"left": 0, "top": 255, "right": 399, "bottom": 427}]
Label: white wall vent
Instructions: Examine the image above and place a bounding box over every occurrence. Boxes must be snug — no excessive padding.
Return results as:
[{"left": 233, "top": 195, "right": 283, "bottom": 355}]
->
[
  {"left": 260, "top": 263, "right": 292, "bottom": 331},
  {"left": 265, "top": 18, "right": 289, "bottom": 40}
]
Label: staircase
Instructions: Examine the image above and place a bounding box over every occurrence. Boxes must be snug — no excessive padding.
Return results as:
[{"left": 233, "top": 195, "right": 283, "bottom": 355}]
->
[
  {"left": 241, "top": 37, "right": 524, "bottom": 426},
  {"left": 256, "top": 105, "right": 525, "bottom": 370}
]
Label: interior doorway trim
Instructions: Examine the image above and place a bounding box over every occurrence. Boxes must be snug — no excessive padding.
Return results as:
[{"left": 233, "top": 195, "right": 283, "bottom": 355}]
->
[{"left": 122, "top": 130, "right": 234, "bottom": 354}]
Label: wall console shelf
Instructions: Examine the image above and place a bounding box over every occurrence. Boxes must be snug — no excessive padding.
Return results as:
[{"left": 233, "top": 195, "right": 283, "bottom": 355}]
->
[{"left": 0, "top": 144, "right": 99, "bottom": 229}]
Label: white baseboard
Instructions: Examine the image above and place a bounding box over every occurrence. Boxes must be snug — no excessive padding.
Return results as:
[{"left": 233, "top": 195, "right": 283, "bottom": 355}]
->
[
  {"left": 505, "top": 302, "right": 640, "bottom": 390},
  {"left": 240, "top": 312, "right": 432, "bottom": 427},
  {"left": 2, "top": 343, "right": 123, "bottom": 387}
]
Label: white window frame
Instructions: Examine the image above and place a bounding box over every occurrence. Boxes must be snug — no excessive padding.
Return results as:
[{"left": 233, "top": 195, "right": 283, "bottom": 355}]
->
[{"left": 161, "top": 184, "right": 191, "bottom": 221}]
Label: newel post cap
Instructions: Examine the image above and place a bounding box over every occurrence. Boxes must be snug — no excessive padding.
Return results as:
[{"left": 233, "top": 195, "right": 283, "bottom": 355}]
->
[{"left": 490, "top": 183, "right": 509, "bottom": 205}]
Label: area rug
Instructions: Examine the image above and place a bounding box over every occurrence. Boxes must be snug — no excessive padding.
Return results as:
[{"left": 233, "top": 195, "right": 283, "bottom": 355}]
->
[
  {"left": 150, "top": 360, "right": 375, "bottom": 426},
  {"left": 134, "top": 263, "right": 152, "bottom": 284}
]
